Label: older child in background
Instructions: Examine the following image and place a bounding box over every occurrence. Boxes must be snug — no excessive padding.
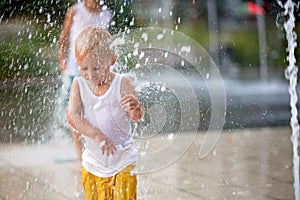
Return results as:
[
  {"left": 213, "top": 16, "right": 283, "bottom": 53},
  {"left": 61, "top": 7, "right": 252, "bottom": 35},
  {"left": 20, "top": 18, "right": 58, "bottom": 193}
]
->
[{"left": 67, "top": 27, "right": 144, "bottom": 199}]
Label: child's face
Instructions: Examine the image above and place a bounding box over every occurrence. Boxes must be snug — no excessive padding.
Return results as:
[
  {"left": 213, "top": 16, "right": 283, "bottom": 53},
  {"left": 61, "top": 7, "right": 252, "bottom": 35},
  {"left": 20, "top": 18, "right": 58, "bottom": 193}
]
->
[{"left": 78, "top": 53, "right": 112, "bottom": 85}]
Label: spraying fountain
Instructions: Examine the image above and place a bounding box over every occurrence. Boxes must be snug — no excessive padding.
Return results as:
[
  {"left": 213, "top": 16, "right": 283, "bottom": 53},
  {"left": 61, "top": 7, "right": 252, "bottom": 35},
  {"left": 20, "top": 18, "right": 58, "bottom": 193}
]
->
[{"left": 278, "top": 0, "right": 300, "bottom": 199}]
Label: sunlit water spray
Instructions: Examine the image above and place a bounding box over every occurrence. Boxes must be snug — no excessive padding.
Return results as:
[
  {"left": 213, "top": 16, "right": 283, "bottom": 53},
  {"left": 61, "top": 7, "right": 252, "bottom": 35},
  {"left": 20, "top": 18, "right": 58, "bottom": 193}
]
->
[
  {"left": 51, "top": 74, "right": 73, "bottom": 141},
  {"left": 111, "top": 27, "right": 226, "bottom": 174},
  {"left": 278, "top": 0, "right": 300, "bottom": 199}
]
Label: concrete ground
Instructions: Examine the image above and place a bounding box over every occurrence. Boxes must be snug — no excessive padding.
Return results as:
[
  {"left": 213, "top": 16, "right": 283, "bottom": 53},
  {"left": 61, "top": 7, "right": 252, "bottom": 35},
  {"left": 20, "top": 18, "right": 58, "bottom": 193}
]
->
[{"left": 0, "top": 127, "right": 296, "bottom": 200}]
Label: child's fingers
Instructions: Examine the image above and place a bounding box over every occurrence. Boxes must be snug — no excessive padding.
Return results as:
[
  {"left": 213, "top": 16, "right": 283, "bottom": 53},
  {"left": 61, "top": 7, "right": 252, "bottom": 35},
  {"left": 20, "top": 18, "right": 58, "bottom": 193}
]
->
[
  {"left": 120, "top": 95, "right": 132, "bottom": 105},
  {"left": 107, "top": 146, "right": 110, "bottom": 156},
  {"left": 101, "top": 145, "right": 105, "bottom": 155},
  {"left": 121, "top": 95, "right": 137, "bottom": 103},
  {"left": 102, "top": 141, "right": 116, "bottom": 156},
  {"left": 120, "top": 97, "right": 131, "bottom": 110},
  {"left": 120, "top": 95, "right": 139, "bottom": 110},
  {"left": 110, "top": 143, "right": 116, "bottom": 155},
  {"left": 108, "top": 146, "right": 115, "bottom": 156},
  {"left": 110, "top": 147, "right": 115, "bottom": 156},
  {"left": 105, "top": 143, "right": 110, "bottom": 156},
  {"left": 100, "top": 141, "right": 116, "bottom": 156}
]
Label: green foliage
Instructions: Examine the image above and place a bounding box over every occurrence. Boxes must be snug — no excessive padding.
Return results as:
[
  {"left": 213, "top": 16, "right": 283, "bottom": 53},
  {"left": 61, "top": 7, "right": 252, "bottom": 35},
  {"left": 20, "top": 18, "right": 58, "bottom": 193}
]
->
[
  {"left": 0, "top": 0, "right": 74, "bottom": 24},
  {"left": 0, "top": 0, "right": 75, "bottom": 79},
  {"left": 178, "top": 20, "right": 288, "bottom": 73},
  {"left": 109, "top": 0, "right": 135, "bottom": 34},
  {"left": 178, "top": 22, "right": 210, "bottom": 50},
  {"left": 0, "top": 16, "right": 60, "bottom": 79},
  {"left": 230, "top": 28, "right": 260, "bottom": 68}
]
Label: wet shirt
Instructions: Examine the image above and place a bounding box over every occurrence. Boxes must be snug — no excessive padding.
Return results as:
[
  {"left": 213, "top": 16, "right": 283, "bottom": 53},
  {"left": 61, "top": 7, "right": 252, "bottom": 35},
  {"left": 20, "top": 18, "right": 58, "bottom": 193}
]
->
[{"left": 76, "top": 74, "right": 137, "bottom": 177}]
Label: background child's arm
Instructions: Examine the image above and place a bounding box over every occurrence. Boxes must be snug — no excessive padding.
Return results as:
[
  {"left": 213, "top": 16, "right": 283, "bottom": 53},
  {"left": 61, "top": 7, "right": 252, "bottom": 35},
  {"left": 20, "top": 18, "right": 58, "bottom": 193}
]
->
[
  {"left": 67, "top": 79, "right": 116, "bottom": 156},
  {"left": 58, "top": 7, "right": 75, "bottom": 72},
  {"left": 120, "top": 77, "right": 144, "bottom": 122}
]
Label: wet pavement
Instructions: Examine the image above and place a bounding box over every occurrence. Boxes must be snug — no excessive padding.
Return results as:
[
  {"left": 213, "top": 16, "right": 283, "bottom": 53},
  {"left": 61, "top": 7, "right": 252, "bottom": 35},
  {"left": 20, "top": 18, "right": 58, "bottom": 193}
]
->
[{"left": 0, "top": 127, "right": 295, "bottom": 200}]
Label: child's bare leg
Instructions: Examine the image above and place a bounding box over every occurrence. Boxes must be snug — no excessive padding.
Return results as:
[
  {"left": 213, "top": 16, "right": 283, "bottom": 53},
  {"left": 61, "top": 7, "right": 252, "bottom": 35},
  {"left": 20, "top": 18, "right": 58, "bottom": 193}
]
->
[{"left": 72, "top": 130, "right": 82, "bottom": 162}]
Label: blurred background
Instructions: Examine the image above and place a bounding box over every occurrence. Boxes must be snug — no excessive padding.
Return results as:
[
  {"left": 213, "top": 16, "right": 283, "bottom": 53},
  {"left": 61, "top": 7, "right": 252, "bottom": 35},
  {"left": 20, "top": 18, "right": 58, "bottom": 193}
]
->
[{"left": 0, "top": 0, "right": 299, "bottom": 143}]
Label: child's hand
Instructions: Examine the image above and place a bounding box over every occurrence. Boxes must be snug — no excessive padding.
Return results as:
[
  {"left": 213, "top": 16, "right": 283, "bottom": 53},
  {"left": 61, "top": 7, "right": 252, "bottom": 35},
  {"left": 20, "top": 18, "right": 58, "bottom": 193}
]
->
[
  {"left": 101, "top": 138, "right": 116, "bottom": 156},
  {"left": 120, "top": 95, "right": 140, "bottom": 112}
]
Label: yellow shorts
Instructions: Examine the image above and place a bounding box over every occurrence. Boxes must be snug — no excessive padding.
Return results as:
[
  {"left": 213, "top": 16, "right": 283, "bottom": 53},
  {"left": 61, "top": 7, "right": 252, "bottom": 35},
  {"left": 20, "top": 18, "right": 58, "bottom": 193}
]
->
[{"left": 82, "top": 165, "right": 137, "bottom": 200}]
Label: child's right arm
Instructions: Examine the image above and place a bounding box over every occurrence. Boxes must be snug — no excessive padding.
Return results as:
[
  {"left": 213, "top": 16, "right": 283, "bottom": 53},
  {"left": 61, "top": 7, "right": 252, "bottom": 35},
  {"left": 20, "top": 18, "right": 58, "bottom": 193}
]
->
[
  {"left": 58, "top": 7, "right": 75, "bottom": 72},
  {"left": 67, "top": 79, "right": 116, "bottom": 156}
]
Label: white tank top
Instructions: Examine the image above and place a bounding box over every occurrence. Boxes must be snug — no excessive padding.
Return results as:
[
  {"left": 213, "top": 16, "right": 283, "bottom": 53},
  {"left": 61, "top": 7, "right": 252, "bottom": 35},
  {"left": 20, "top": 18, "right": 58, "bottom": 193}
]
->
[
  {"left": 66, "top": 2, "right": 112, "bottom": 76},
  {"left": 76, "top": 74, "right": 137, "bottom": 177}
]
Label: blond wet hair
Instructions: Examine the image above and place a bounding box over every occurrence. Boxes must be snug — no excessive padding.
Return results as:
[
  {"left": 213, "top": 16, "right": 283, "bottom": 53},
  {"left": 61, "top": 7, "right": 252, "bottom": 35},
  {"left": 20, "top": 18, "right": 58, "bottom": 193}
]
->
[{"left": 75, "top": 27, "right": 116, "bottom": 66}]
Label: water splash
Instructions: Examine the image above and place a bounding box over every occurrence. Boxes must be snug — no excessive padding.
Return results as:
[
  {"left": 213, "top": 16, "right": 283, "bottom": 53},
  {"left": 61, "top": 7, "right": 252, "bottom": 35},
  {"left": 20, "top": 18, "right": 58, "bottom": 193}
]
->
[
  {"left": 112, "top": 27, "right": 226, "bottom": 173},
  {"left": 278, "top": 0, "right": 300, "bottom": 199}
]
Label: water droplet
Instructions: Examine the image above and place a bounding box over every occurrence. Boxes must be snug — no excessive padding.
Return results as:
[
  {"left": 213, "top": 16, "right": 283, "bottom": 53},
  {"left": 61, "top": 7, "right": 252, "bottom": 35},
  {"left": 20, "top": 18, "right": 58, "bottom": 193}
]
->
[
  {"left": 167, "top": 133, "right": 174, "bottom": 140},
  {"left": 206, "top": 73, "right": 210, "bottom": 79},
  {"left": 177, "top": 17, "right": 181, "bottom": 24},
  {"left": 142, "top": 33, "right": 148, "bottom": 41},
  {"left": 157, "top": 34, "right": 163, "bottom": 40}
]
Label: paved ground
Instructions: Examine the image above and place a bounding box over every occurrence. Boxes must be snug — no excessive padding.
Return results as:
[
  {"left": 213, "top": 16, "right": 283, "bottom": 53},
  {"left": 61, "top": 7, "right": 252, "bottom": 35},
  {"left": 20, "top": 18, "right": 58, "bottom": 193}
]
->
[{"left": 0, "top": 127, "right": 296, "bottom": 200}]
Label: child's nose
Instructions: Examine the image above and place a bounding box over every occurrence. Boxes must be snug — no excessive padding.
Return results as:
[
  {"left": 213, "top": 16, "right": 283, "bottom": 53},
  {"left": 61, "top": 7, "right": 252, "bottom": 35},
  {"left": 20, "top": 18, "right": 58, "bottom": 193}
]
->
[{"left": 87, "top": 70, "right": 94, "bottom": 79}]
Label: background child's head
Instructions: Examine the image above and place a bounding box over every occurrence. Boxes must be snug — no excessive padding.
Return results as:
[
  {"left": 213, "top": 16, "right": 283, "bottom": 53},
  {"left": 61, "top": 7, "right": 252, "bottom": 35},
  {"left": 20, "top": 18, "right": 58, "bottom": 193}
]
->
[
  {"left": 75, "top": 27, "right": 116, "bottom": 69},
  {"left": 84, "top": 0, "right": 111, "bottom": 10}
]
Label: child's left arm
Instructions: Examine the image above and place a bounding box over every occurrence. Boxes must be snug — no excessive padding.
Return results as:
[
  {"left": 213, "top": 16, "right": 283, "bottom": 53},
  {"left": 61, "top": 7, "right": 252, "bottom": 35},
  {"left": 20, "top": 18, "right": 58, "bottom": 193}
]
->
[{"left": 120, "top": 77, "right": 144, "bottom": 122}]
